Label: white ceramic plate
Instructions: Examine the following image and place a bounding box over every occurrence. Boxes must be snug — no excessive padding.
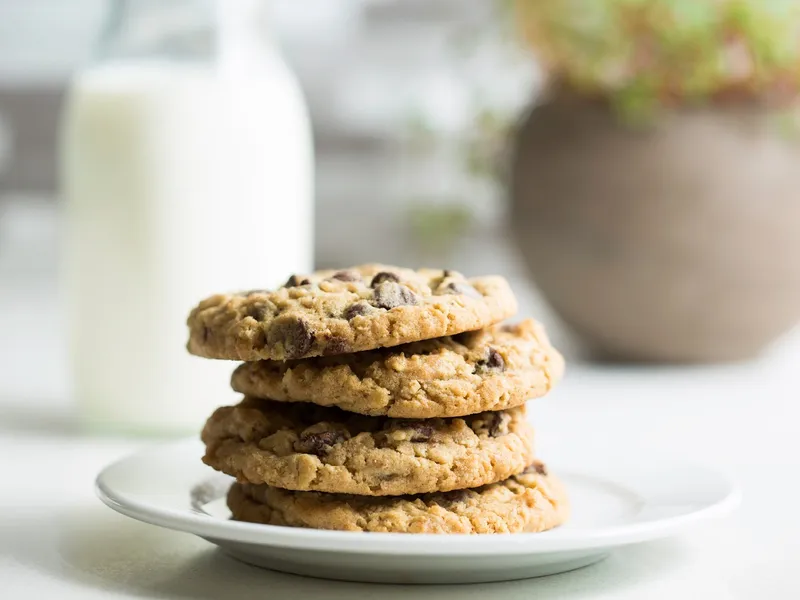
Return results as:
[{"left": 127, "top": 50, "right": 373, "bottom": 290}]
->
[{"left": 96, "top": 440, "right": 740, "bottom": 584}]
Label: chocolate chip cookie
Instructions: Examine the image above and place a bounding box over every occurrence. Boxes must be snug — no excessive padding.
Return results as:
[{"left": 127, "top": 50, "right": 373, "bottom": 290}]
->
[
  {"left": 231, "top": 319, "right": 564, "bottom": 418},
  {"left": 227, "top": 461, "right": 568, "bottom": 533},
  {"left": 187, "top": 265, "right": 517, "bottom": 361},
  {"left": 201, "top": 398, "right": 534, "bottom": 496}
]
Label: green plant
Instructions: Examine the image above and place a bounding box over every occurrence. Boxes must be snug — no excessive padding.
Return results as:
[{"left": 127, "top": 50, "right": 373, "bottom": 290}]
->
[
  {"left": 514, "top": 0, "right": 800, "bottom": 119},
  {"left": 407, "top": 201, "right": 474, "bottom": 251}
]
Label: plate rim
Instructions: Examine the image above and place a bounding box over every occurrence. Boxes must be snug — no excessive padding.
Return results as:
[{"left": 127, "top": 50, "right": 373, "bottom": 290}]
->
[{"left": 95, "top": 439, "right": 741, "bottom": 556}]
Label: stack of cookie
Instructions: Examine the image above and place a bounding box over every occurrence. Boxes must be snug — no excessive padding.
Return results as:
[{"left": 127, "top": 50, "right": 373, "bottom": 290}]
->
[{"left": 187, "top": 265, "right": 568, "bottom": 534}]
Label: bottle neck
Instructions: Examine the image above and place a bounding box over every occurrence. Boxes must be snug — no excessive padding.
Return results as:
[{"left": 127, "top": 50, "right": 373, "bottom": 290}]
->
[
  {"left": 215, "top": 0, "right": 271, "bottom": 72},
  {"left": 95, "top": 0, "right": 268, "bottom": 64}
]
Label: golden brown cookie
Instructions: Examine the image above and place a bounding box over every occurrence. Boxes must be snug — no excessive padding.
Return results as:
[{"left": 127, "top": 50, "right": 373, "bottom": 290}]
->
[
  {"left": 227, "top": 461, "right": 569, "bottom": 534},
  {"left": 202, "top": 398, "right": 534, "bottom": 496},
  {"left": 231, "top": 319, "right": 564, "bottom": 418},
  {"left": 187, "top": 264, "right": 517, "bottom": 361}
]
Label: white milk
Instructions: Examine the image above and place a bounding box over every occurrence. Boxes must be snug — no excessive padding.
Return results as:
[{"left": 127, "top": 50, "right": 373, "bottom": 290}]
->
[{"left": 61, "top": 58, "right": 313, "bottom": 433}]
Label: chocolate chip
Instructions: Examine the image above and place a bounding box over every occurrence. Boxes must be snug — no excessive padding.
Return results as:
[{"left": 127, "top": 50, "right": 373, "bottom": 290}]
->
[
  {"left": 443, "top": 269, "right": 454, "bottom": 277},
  {"left": 268, "top": 318, "right": 315, "bottom": 358},
  {"left": 331, "top": 270, "right": 361, "bottom": 282},
  {"left": 294, "top": 431, "right": 346, "bottom": 456},
  {"left": 284, "top": 274, "right": 310, "bottom": 287},
  {"left": 373, "top": 281, "right": 420, "bottom": 310},
  {"left": 488, "top": 412, "right": 511, "bottom": 437},
  {"left": 246, "top": 304, "right": 268, "bottom": 321},
  {"left": 443, "top": 281, "right": 482, "bottom": 299},
  {"left": 323, "top": 336, "right": 351, "bottom": 356},
  {"left": 402, "top": 421, "right": 435, "bottom": 442},
  {"left": 201, "top": 326, "right": 210, "bottom": 342},
  {"left": 475, "top": 348, "right": 505, "bottom": 374},
  {"left": 524, "top": 461, "right": 548, "bottom": 476},
  {"left": 343, "top": 301, "right": 373, "bottom": 320},
  {"left": 370, "top": 271, "right": 400, "bottom": 288}
]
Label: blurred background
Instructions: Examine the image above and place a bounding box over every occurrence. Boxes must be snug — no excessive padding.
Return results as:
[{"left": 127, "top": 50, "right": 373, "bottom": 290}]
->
[{"left": 2, "top": 0, "right": 800, "bottom": 433}]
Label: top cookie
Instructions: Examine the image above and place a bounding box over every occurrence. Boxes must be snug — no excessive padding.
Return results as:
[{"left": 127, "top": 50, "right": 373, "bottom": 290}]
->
[
  {"left": 231, "top": 319, "right": 564, "bottom": 418},
  {"left": 187, "top": 264, "right": 517, "bottom": 361}
]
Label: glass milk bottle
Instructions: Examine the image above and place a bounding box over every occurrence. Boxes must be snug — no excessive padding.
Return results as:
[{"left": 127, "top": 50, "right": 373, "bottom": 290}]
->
[{"left": 61, "top": 0, "right": 313, "bottom": 434}]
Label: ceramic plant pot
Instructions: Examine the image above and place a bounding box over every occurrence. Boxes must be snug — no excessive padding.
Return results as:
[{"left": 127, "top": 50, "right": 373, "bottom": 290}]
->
[{"left": 509, "top": 93, "right": 800, "bottom": 362}]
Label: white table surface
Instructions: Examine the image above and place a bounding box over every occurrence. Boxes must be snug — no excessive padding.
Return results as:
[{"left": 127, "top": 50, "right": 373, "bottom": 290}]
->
[{"left": 2, "top": 200, "right": 799, "bottom": 599}]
